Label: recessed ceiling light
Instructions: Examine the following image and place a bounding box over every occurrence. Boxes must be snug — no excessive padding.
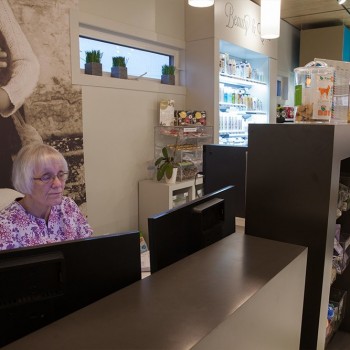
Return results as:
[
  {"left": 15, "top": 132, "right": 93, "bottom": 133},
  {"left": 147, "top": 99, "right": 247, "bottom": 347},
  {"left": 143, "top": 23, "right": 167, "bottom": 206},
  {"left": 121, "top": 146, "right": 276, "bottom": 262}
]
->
[{"left": 188, "top": 0, "right": 214, "bottom": 7}]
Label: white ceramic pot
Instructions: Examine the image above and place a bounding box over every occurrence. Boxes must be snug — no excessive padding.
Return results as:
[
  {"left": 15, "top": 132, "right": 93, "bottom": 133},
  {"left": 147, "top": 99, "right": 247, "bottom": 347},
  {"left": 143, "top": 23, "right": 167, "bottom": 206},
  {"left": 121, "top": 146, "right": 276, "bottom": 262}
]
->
[{"left": 165, "top": 167, "right": 178, "bottom": 184}]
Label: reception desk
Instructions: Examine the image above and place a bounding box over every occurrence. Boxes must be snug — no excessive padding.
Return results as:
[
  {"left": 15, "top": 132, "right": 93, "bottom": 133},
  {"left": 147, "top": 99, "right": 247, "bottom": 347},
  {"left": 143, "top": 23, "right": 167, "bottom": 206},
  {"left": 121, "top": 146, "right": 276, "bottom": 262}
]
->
[{"left": 4, "top": 233, "right": 307, "bottom": 350}]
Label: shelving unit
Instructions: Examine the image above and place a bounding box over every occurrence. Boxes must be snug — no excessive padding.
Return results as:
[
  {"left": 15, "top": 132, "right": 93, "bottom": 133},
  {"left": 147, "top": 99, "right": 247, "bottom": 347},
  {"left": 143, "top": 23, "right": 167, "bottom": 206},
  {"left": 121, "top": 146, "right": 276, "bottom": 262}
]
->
[
  {"left": 218, "top": 52, "right": 269, "bottom": 146},
  {"left": 326, "top": 288, "right": 347, "bottom": 346},
  {"left": 219, "top": 73, "right": 267, "bottom": 86},
  {"left": 154, "top": 126, "right": 213, "bottom": 182},
  {"left": 244, "top": 123, "right": 350, "bottom": 350},
  {"left": 139, "top": 126, "right": 211, "bottom": 244},
  {"left": 333, "top": 165, "right": 350, "bottom": 338},
  {"left": 138, "top": 177, "right": 203, "bottom": 244}
]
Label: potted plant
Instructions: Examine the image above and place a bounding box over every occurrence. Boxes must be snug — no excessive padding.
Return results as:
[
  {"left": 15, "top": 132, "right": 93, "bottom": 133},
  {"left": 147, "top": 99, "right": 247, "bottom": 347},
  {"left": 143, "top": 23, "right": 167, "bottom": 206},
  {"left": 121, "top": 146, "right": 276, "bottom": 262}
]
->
[
  {"left": 85, "top": 50, "right": 103, "bottom": 76},
  {"left": 155, "top": 141, "right": 179, "bottom": 183},
  {"left": 161, "top": 64, "right": 175, "bottom": 85},
  {"left": 111, "top": 56, "right": 128, "bottom": 79}
]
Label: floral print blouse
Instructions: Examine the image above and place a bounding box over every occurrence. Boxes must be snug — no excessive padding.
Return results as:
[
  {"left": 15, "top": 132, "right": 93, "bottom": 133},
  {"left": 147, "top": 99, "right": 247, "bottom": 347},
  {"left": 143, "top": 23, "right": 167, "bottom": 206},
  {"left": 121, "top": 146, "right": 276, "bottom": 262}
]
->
[{"left": 0, "top": 196, "right": 93, "bottom": 250}]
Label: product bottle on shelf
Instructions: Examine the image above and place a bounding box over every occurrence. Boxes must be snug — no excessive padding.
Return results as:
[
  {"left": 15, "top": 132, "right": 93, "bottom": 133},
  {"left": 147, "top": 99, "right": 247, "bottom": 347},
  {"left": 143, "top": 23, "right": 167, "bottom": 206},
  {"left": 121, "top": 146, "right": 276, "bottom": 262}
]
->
[
  {"left": 219, "top": 83, "right": 224, "bottom": 102},
  {"left": 218, "top": 42, "right": 269, "bottom": 146}
]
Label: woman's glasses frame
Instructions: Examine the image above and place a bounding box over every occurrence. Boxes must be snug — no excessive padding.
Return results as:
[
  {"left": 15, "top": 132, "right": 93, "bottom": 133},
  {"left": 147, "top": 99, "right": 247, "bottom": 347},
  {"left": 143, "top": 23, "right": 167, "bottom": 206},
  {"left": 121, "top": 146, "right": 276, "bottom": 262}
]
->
[{"left": 32, "top": 171, "right": 69, "bottom": 184}]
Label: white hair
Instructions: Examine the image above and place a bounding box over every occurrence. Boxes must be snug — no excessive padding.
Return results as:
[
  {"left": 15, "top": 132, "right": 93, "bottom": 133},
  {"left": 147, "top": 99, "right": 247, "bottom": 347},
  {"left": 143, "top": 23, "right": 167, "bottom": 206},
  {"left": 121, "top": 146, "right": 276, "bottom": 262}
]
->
[{"left": 12, "top": 142, "right": 68, "bottom": 194}]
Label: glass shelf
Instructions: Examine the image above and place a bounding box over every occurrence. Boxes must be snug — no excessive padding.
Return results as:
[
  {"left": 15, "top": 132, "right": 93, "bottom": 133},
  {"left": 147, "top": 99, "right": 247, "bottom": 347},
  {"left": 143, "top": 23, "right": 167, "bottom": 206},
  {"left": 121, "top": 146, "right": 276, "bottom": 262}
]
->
[{"left": 219, "top": 73, "right": 267, "bottom": 87}]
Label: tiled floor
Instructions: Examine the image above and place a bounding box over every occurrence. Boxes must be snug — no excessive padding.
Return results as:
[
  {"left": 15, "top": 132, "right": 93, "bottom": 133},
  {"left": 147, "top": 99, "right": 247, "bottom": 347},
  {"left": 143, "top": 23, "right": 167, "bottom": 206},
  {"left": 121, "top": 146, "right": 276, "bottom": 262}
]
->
[{"left": 327, "top": 331, "right": 350, "bottom": 349}]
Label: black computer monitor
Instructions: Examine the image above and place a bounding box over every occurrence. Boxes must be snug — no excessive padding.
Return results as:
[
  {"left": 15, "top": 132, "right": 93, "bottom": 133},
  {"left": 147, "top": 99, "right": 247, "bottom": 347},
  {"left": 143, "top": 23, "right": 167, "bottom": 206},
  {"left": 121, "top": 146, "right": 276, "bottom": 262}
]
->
[
  {"left": 148, "top": 185, "right": 235, "bottom": 273},
  {"left": 0, "top": 231, "right": 141, "bottom": 346}
]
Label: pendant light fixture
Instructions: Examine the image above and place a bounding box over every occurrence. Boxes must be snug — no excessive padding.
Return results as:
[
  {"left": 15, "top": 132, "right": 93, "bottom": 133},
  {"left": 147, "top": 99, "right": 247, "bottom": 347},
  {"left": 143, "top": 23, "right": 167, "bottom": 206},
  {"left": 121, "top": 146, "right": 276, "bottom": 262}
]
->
[
  {"left": 188, "top": 0, "right": 214, "bottom": 8},
  {"left": 260, "top": 0, "right": 281, "bottom": 39}
]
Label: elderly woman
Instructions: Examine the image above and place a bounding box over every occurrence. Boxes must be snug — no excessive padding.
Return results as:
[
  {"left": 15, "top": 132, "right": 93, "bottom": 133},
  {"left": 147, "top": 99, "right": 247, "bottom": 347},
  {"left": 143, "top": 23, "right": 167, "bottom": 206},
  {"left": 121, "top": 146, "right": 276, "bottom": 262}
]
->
[{"left": 0, "top": 143, "right": 93, "bottom": 250}]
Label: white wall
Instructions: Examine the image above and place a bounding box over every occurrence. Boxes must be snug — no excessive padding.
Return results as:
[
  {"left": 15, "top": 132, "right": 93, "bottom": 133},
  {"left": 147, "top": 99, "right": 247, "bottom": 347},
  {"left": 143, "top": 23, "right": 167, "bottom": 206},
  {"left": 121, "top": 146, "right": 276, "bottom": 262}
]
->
[
  {"left": 79, "top": 0, "right": 185, "bottom": 41},
  {"left": 77, "top": 0, "right": 300, "bottom": 235},
  {"left": 82, "top": 85, "right": 185, "bottom": 234},
  {"left": 300, "top": 26, "right": 344, "bottom": 67},
  {"left": 277, "top": 20, "right": 300, "bottom": 107},
  {"left": 77, "top": 0, "right": 186, "bottom": 235}
]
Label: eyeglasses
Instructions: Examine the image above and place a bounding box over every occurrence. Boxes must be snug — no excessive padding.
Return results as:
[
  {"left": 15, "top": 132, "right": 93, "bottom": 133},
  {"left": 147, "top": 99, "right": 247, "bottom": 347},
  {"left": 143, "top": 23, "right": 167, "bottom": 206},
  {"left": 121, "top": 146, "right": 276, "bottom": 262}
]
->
[{"left": 32, "top": 171, "right": 69, "bottom": 184}]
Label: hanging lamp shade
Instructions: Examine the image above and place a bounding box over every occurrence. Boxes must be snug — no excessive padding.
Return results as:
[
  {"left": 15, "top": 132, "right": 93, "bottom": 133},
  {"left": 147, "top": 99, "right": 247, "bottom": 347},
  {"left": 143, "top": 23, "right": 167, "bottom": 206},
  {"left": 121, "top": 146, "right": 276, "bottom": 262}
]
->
[
  {"left": 260, "top": 0, "right": 281, "bottom": 39},
  {"left": 188, "top": 0, "right": 214, "bottom": 8}
]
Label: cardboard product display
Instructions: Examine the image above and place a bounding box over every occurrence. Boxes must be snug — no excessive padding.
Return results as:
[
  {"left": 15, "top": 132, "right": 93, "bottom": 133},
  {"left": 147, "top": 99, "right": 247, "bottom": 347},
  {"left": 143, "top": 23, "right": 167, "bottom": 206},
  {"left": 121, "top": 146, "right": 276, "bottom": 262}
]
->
[{"left": 174, "top": 110, "right": 207, "bottom": 126}]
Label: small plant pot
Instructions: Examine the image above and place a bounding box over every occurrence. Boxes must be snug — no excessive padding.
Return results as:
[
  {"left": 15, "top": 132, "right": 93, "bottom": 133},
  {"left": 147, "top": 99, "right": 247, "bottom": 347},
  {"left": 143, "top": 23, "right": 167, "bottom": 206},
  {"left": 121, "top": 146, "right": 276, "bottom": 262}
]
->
[
  {"left": 111, "top": 66, "right": 128, "bottom": 79},
  {"left": 161, "top": 74, "right": 175, "bottom": 85},
  {"left": 85, "top": 62, "right": 102, "bottom": 76},
  {"left": 165, "top": 168, "right": 178, "bottom": 184}
]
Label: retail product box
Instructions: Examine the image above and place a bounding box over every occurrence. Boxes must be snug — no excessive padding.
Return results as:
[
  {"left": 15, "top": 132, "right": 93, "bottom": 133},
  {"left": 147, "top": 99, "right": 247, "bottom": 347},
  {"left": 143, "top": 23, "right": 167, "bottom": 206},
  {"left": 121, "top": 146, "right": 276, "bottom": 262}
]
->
[
  {"left": 294, "top": 61, "right": 335, "bottom": 123},
  {"left": 140, "top": 233, "right": 148, "bottom": 253},
  {"left": 333, "top": 232, "right": 350, "bottom": 274},
  {"left": 338, "top": 182, "right": 350, "bottom": 217},
  {"left": 174, "top": 110, "right": 207, "bottom": 126},
  {"left": 176, "top": 161, "right": 199, "bottom": 182},
  {"left": 326, "top": 288, "right": 347, "bottom": 345},
  {"left": 159, "top": 100, "right": 175, "bottom": 126},
  {"left": 315, "top": 58, "right": 350, "bottom": 124}
]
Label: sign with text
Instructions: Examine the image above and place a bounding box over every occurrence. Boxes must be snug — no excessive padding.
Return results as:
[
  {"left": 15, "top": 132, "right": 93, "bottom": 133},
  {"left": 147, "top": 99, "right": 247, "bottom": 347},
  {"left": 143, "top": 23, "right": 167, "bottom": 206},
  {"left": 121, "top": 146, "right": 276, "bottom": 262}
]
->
[{"left": 215, "top": 0, "right": 278, "bottom": 59}]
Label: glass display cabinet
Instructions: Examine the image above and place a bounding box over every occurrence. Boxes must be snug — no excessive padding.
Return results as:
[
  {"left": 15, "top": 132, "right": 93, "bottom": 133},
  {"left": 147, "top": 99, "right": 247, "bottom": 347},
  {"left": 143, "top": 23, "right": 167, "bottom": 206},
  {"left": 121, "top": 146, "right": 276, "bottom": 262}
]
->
[{"left": 154, "top": 125, "right": 214, "bottom": 182}]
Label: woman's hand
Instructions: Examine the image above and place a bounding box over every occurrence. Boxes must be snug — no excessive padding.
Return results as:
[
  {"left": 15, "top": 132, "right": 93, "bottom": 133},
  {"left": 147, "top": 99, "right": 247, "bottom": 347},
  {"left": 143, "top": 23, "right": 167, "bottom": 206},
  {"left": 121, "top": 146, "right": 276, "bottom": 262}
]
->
[
  {"left": 0, "top": 88, "right": 11, "bottom": 114},
  {"left": 0, "top": 47, "right": 10, "bottom": 113},
  {"left": 0, "top": 48, "right": 7, "bottom": 68}
]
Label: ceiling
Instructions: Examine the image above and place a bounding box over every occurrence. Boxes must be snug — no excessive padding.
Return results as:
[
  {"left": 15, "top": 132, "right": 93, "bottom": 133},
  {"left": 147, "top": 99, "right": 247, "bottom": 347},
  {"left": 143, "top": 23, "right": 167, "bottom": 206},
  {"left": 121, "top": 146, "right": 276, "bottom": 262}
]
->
[{"left": 251, "top": 0, "right": 350, "bottom": 30}]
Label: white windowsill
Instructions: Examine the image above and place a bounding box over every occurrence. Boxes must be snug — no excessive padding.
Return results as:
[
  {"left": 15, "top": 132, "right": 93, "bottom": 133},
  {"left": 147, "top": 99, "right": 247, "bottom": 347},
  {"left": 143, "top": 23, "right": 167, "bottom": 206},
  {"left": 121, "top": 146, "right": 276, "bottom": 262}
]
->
[{"left": 77, "top": 70, "right": 186, "bottom": 95}]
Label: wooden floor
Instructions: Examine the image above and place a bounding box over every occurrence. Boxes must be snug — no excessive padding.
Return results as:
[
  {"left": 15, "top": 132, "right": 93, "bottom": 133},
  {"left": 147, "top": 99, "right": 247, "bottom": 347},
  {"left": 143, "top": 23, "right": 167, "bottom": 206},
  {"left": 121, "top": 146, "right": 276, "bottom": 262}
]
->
[{"left": 327, "top": 331, "right": 350, "bottom": 350}]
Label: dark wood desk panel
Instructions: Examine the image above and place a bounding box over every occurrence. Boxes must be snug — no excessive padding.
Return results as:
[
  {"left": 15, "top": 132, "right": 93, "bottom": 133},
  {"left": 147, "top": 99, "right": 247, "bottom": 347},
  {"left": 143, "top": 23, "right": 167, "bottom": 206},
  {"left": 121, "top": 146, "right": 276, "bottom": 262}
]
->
[{"left": 4, "top": 233, "right": 307, "bottom": 350}]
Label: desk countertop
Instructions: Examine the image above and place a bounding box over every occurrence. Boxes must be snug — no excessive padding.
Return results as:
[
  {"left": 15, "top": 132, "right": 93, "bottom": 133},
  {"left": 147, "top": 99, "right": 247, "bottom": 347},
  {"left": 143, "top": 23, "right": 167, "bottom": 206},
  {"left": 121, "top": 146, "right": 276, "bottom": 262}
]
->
[{"left": 5, "top": 233, "right": 306, "bottom": 350}]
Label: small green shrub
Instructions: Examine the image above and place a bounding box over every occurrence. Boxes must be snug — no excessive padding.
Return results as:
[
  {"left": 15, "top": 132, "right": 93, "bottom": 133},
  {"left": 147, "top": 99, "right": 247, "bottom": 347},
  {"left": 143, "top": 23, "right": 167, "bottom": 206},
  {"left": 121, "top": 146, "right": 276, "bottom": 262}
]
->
[
  {"left": 112, "top": 56, "right": 128, "bottom": 67},
  {"left": 85, "top": 50, "right": 103, "bottom": 63},
  {"left": 162, "top": 64, "right": 175, "bottom": 75}
]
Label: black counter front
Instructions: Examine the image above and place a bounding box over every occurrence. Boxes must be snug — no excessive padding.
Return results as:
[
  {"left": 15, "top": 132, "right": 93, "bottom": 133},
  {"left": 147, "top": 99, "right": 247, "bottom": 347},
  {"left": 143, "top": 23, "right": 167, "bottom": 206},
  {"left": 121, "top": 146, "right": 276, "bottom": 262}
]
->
[{"left": 4, "top": 233, "right": 307, "bottom": 350}]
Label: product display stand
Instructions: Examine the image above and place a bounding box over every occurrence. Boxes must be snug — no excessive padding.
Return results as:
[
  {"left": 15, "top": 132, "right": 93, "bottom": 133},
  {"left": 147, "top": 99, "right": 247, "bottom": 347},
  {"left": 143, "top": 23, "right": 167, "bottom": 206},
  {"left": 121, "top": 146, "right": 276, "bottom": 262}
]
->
[
  {"left": 154, "top": 126, "right": 213, "bottom": 182},
  {"left": 245, "top": 123, "right": 350, "bottom": 350},
  {"left": 139, "top": 178, "right": 203, "bottom": 244}
]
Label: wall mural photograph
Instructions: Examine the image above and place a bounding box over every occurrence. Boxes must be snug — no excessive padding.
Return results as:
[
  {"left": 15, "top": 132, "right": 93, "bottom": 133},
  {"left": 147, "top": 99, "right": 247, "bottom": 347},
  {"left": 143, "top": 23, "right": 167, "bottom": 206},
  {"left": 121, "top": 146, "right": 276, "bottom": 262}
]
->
[{"left": 0, "top": 0, "right": 87, "bottom": 212}]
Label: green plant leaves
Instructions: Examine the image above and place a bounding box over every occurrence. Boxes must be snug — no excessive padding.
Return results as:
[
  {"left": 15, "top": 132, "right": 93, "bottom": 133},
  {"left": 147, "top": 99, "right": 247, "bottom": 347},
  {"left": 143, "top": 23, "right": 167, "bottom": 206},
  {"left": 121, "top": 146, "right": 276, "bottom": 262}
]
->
[
  {"left": 161, "top": 147, "right": 169, "bottom": 158},
  {"left": 156, "top": 162, "right": 173, "bottom": 181},
  {"left": 155, "top": 157, "right": 165, "bottom": 166},
  {"left": 85, "top": 50, "right": 103, "bottom": 63},
  {"left": 165, "top": 164, "right": 174, "bottom": 179},
  {"left": 112, "top": 56, "right": 127, "bottom": 67},
  {"left": 161, "top": 64, "right": 175, "bottom": 75},
  {"left": 155, "top": 146, "right": 177, "bottom": 181}
]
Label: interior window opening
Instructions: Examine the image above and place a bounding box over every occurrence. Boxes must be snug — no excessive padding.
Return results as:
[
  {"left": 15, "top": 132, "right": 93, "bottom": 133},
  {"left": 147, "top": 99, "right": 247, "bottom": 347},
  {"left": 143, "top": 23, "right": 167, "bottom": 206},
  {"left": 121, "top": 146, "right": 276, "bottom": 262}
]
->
[{"left": 79, "top": 36, "right": 173, "bottom": 80}]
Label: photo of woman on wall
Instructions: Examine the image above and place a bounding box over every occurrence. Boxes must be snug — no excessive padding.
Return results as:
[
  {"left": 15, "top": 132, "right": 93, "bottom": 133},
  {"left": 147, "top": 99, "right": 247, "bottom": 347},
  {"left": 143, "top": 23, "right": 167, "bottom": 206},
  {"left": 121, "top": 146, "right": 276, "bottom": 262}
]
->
[
  {"left": 0, "top": 0, "right": 87, "bottom": 213},
  {"left": 0, "top": 0, "right": 41, "bottom": 188}
]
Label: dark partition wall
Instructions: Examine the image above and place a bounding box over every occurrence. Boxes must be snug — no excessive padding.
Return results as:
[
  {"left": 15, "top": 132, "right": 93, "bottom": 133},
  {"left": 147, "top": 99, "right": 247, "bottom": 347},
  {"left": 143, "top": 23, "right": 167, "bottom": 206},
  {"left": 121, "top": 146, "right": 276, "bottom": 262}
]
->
[
  {"left": 203, "top": 145, "right": 247, "bottom": 218},
  {"left": 245, "top": 123, "right": 350, "bottom": 350}
]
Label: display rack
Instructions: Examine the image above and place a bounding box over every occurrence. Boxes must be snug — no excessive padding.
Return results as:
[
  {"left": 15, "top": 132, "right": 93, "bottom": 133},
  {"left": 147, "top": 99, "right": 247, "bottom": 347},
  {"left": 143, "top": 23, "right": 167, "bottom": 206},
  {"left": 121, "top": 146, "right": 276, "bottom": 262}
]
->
[
  {"left": 154, "top": 126, "right": 213, "bottom": 182},
  {"left": 218, "top": 49, "right": 269, "bottom": 146}
]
